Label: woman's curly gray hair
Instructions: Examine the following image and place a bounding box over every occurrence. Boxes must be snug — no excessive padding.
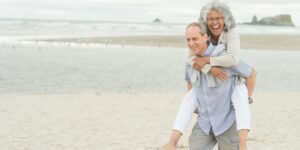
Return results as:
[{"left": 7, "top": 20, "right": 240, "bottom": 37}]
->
[{"left": 199, "top": 0, "right": 236, "bottom": 32}]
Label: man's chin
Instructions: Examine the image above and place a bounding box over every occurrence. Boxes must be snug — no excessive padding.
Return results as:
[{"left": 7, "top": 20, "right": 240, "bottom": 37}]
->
[{"left": 190, "top": 49, "right": 198, "bottom": 54}]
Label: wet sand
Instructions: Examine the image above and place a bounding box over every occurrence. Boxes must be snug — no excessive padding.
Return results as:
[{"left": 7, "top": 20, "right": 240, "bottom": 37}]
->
[{"left": 30, "top": 34, "right": 300, "bottom": 50}]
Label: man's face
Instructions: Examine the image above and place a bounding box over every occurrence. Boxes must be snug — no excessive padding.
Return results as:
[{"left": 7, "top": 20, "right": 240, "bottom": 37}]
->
[
  {"left": 185, "top": 26, "right": 208, "bottom": 55},
  {"left": 207, "top": 10, "right": 225, "bottom": 38}
]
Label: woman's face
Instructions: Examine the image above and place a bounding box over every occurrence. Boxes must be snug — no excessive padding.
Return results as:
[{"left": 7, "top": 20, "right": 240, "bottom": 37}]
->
[{"left": 207, "top": 10, "right": 225, "bottom": 38}]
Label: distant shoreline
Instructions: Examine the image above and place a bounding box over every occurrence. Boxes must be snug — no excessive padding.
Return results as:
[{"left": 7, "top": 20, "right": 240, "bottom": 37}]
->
[{"left": 28, "top": 34, "right": 300, "bottom": 51}]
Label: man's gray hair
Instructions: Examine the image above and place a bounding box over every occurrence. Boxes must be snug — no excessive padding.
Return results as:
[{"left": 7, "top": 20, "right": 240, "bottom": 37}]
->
[
  {"left": 199, "top": 0, "right": 236, "bottom": 32},
  {"left": 186, "top": 22, "right": 207, "bottom": 35}
]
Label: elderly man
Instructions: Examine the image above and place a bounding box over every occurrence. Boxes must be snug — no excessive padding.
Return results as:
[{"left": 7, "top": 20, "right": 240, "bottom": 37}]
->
[{"left": 160, "top": 22, "right": 254, "bottom": 150}]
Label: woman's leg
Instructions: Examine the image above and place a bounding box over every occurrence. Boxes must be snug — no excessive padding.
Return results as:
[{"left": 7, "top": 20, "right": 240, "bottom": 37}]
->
[
  {"left": 173, "top": 89, "right": 198, "bottom": 133},
  {"left": 159, "top": 89, "right": 198, "bottom": 150},
  {"left": 231, "top": 84, "right": 250, "bottom": 150}
]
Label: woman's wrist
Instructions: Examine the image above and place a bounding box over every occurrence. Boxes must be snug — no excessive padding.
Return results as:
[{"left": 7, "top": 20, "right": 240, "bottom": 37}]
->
[
  {"left": 204, "top": 57, "right": 210, "bottom": 64},
  {"left": 248, "top": 97, "right": 253, "bottom": 104}
]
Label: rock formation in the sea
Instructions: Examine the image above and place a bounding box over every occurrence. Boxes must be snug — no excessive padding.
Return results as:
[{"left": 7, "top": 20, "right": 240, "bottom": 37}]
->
[
  {"left": 245, "top": 14, "right": 295, "bottom": 27},
  {"left": 251, "top": 15, "right": 258, "bottom": 24},
  {"left": 153, "top": 18, "right": 162, "bottom": 23}
]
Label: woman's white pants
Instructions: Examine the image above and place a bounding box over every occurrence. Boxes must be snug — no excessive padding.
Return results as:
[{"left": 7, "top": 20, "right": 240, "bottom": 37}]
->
[{"left": 172, "top": 84, "right": 250, "bottom": 133}]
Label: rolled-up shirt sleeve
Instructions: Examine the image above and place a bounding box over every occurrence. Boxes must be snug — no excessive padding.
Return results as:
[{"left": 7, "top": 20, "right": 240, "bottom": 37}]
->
[
  {"left": 201, "top": 64, "right": 211, "bottom": 74},
  {"left": 230, "top": 60, "right": 252, "bottom": 78}
]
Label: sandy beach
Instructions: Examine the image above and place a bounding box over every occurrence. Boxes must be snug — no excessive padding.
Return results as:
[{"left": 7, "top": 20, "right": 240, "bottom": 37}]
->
[
  {"left": 1, "top": 0, "right": 300, "bottom": 149},
  {"left": 1, "top": 35, "right": 300, "bottom": 150},
  {"left": 0, "top": 92, "right": 299, "bottom": 150},
  {"left": 30, "top": 34, "right": 300, "bottom": 51}
]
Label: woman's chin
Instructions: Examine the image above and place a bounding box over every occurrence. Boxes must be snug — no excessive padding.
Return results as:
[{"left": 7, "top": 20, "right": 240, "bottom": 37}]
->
[{"left": 211, "top": 31, "right": 221, "bottom": 37}]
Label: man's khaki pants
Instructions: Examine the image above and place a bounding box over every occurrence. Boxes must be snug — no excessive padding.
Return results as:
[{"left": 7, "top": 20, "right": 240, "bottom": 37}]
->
[{"left": 189, "top": 122, "right": 239, "bottom": 150}]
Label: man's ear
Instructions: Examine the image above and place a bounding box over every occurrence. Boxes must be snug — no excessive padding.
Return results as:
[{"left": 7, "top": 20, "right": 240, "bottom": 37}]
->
[{"left": 203, "top": 34, "right": 208, "bottom": 41}]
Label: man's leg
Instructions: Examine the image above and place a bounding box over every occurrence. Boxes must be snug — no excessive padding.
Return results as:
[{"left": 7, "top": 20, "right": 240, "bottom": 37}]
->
[
  {"left": 215, "top": 122, "right": 239, "bottom": 150},
  {"left": 189, "top": 123, "right": 216, "bottom": 150}
]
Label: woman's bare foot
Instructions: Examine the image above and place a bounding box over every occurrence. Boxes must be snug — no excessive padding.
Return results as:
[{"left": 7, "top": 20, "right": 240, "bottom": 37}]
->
[
  {"left": 159, "top": 130, "right": 182, "bottom": 150},
  {"left": 158, "top": 142, "right": 176, "bottom": 150}
]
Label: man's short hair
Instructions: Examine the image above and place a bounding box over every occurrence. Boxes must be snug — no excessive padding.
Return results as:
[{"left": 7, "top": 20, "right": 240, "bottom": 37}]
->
[{"left": 186, "top": 22, "right": 207, "bottom": 35}]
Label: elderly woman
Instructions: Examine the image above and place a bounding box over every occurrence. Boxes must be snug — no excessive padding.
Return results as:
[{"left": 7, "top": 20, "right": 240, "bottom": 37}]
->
[
  {"left": 159, "top": 1, "right": 256, "bottom": 150},
  {"left": 194, "top": 0, "right": 240, "bottom": 71},
  {"left": 195, "top": 1, "right": 256, "bottom": 150}
]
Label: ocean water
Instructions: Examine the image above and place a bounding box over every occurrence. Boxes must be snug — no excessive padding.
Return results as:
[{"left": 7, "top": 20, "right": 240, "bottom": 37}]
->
[
  {"left": 0, "top": 43, "right": 299, "bottom": 94},
  {"left": 0, "top": 18, "right": 299, "bottom": 94},
  {"left": 0, "top": 19, "right": 300, "bottom": 42}
]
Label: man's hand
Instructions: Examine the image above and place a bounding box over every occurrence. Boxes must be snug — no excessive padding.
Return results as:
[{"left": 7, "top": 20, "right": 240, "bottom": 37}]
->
[
  {"left": 193, "top": 57, "right": 207, "bottom": 70},
  {"left": 210, "top": 67, "right": 228, "bottom": 81}
]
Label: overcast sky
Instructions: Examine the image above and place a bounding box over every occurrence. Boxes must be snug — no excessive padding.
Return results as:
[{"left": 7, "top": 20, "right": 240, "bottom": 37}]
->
[{"left": 0, "top": 0, "right": 299, "bottom": 25}]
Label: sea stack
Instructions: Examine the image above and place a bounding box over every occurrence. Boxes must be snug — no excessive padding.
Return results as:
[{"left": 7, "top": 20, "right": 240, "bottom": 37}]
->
[{"left": 249, "top": 14, "right": 295, "bottom": 27}]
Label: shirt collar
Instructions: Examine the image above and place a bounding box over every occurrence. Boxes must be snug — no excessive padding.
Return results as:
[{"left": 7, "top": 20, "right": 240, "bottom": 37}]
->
[{"left": 203, "top": 42, "right": 215, "bottom": 57}]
